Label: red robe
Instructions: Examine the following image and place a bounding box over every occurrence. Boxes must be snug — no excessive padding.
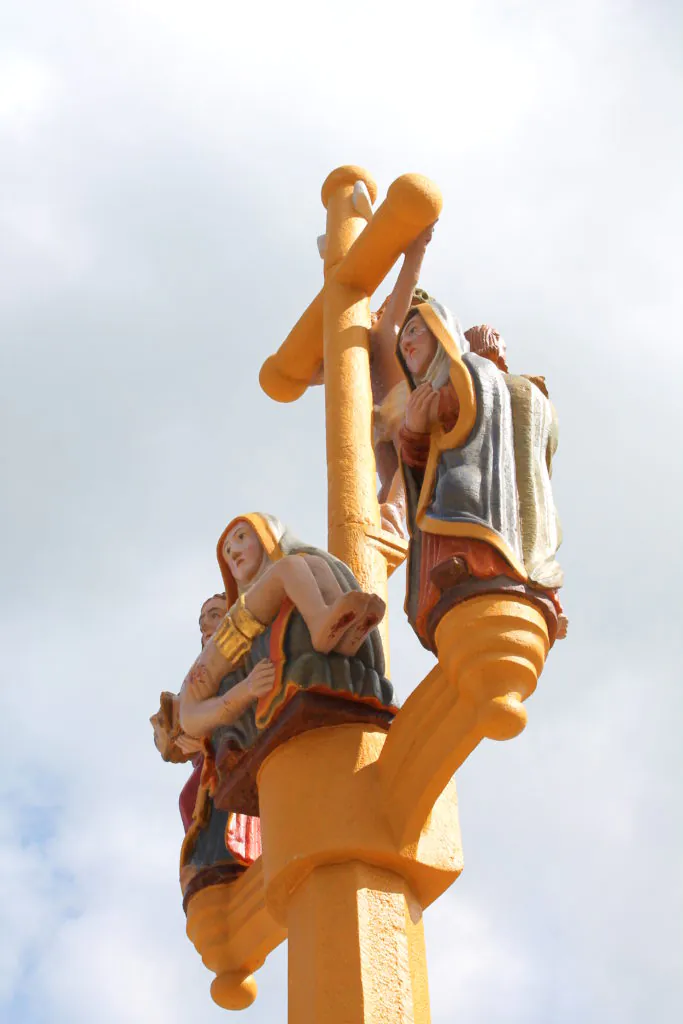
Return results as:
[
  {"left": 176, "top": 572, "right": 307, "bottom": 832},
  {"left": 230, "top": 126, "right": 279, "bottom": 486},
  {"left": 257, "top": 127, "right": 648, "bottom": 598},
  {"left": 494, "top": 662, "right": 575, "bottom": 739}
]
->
[{"left": 179, "top": 756, "right": 203, "bottom": 833}]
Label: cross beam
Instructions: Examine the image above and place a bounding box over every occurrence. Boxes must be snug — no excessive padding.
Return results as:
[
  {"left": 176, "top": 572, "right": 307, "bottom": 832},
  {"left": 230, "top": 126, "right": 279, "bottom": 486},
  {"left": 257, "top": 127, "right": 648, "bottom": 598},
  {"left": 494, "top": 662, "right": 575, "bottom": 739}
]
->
[
  {"left": 260, "top": 167, "right": 442, "bottom": 404},
  {"left": 260, "top": 166, "right": 442, "bottom": 656}
]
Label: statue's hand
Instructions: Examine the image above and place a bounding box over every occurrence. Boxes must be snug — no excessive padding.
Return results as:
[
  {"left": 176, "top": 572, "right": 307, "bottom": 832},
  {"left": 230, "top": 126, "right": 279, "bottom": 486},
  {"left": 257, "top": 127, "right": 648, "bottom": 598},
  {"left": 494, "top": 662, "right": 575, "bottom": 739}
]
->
[
  {"left": 214, "top": 660, "right": 277, "bottom": 727},
  {"left": 405, "top": 383, "right": 439, "bottom": 433},
  {"left": 406, "top": 222, "right": 436, "bottom": 257},
  {"left": 243, "top": 659, "right": 277, "bottom": 700}
]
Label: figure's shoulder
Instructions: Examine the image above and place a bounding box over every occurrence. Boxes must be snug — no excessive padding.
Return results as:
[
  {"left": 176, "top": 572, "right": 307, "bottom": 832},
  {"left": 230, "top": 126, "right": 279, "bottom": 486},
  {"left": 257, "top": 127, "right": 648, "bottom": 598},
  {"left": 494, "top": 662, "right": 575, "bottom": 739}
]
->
[
  {"left": 522, "top": 374, "right": 549, "bottom": 398},
  {"left": 463, "top": 352, "right": 508, "bottom": 392},
  {"left": 463, "top": 352, "right": 500, "bottom": 376},
  {"left": 504, "top": 371, "right": 551, "bottom": 400}
]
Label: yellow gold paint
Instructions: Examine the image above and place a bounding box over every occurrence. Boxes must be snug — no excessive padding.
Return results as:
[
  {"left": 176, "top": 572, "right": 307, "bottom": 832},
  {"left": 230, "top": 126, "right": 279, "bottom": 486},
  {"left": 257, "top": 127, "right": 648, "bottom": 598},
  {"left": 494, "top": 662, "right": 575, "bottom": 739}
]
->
[
  {"left": 230, "top": 593, "right": 267, "bottom": 641},
  {"left": 435, "top": 594, "right": 549, "bottom": 741},
  {"left": 185, "top": 863, "right": 286, "bottom": 1011},
  {"left": 322, "top": 170, "right": 386, "bottom": 652},
  {"left": 260, "top": 173, "right": 442, "bottom": 405},
  {"left": 257, "top": 722, "right": 462, "bottom": 1022},
  {"left": 363, "top": 524, "right": 409, "bottom": 577},
  {"left": 259, "top": 168, "right": 443, "bottom": 658},
  {"left": 378, "top": 665, "right": 479, "bottom": 849},
  {"left": 412, "top": 301, "right": 477, "bottom": 449},
  {"left": 288, "top": 862, "right": 431, "bottom": 1024},
  {"left": 212, "top": 615, "right": 252, "bottom": 664},
  {"left": 257, "top": 724, "right": 462, "bottom": 919}
]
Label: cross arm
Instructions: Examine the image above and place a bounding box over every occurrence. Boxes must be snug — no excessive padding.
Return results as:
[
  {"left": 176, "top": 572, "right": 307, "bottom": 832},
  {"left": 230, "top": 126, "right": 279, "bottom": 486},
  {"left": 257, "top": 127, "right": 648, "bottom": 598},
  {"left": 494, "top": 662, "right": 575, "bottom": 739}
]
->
[
  {"left": 259, "top": 289, "right": 324, "bottom": 403},
  {"left": 334, "top": 173, "right": 442, "bottom": 292},
  {"left": 259, "top": 173, "right": 443, "bottom": 403}
]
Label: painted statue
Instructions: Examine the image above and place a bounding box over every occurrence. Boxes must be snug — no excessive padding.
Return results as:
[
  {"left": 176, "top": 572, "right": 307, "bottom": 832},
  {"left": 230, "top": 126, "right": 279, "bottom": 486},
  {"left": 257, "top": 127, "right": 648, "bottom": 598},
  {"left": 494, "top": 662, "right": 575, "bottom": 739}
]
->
[
  {"left": 309, "top": 226, "right": 434, "bottom": 539},
  {"left": 391, "top": 298, "right": 565, "bottom": 652},
  {"left": 150, "top": 593, "right": 263, "bottom": 901},
  {"left": 150, "top": 594, "right": 227, "bottom": 768},
  {"left": 155, "top": 594, "right": 229, "bottom": 835},
  {"left": 176, "top": 513, "right": 396, "bottom": 900},
  {"left": 179, "top": 513, "right": 389, "bottom": 740},
  {"left": 369, "top": 225, "right": 434, "bottom": 538}
]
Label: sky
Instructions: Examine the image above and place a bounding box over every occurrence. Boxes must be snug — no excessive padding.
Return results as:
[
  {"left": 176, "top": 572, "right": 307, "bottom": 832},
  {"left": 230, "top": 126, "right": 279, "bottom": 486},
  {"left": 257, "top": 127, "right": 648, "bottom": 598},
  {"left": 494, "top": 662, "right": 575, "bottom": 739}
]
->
[{"left": 1, "top": 0, "right": 682, "bottom": 1021}]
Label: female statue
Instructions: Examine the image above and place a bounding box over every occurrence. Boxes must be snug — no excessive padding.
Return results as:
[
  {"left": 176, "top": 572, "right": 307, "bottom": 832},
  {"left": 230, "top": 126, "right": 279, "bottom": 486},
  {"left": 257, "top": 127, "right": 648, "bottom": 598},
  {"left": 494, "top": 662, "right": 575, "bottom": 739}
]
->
[
  {"left": 177, "top": 513, "right": 395, "bottom": 900},
  {"left": 369, "top": 225, "right": 435, "bottom": 537},
  {"left": 391, "top": 297, "right": 564, "bottom": 651}
]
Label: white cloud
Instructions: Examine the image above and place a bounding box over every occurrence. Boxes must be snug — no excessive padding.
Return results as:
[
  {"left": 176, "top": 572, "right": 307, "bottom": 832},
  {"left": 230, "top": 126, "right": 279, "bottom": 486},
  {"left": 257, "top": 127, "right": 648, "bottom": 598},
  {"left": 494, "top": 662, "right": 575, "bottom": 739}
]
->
[
  {"left": 0, "top": 808, "right": 68, "bottom": 1002},
  {"left": 0, "top": 55, "right": 56, "bottom": 133},
  {"left": 428, "top": 897, "right": 538, "bottom": 1023}
]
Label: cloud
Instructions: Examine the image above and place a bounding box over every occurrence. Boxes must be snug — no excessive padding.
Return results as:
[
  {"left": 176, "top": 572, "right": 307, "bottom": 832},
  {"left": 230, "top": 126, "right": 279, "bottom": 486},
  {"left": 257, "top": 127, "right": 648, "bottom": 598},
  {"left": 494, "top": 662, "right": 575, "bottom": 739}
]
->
[{"left": 428, "top": 896, "right": 538, "bottom": 1023}]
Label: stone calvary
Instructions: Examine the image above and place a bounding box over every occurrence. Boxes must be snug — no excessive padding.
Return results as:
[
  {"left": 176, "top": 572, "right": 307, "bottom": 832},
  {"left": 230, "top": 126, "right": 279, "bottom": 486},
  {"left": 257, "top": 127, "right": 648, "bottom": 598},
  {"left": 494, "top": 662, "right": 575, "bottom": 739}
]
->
[{"left": 150, "top": 166, "right": 565, "bottom": 1023}]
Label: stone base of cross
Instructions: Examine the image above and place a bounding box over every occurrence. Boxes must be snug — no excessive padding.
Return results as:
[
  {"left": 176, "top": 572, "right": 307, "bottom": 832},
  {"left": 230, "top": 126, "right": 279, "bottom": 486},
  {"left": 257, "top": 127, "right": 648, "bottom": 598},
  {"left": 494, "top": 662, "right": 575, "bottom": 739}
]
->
[{"left": 184, "top": 167, "right": 550, "bottom": 1022}]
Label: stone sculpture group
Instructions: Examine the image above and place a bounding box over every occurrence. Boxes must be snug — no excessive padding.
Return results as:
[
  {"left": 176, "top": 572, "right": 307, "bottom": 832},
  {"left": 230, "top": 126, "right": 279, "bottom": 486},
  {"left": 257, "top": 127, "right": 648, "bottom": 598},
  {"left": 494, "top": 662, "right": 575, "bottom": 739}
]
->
[{"left": 149, "top": 167, "right": 565, "bottom": 1017}]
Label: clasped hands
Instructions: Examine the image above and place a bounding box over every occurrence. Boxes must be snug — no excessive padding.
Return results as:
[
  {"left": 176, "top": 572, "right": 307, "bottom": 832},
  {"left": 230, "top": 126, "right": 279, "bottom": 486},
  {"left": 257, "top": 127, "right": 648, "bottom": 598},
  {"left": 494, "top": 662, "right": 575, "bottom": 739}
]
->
[
  {"left": 187, "top": 657, "right": 276, "bottom": 715},
  {"left": 405, "top": 382, "right": 440, "bottom": 433}
]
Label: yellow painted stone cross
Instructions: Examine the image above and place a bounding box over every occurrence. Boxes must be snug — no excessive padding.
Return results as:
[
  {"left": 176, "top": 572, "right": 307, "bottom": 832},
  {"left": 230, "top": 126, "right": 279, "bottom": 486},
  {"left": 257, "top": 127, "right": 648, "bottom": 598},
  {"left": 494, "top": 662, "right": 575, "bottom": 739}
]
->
[
  {"left": 260, "top": 165, "right": 442, "bottom": 660},
  {"left": 185, "top": 167, "right": 550, "bottom": 1023}
]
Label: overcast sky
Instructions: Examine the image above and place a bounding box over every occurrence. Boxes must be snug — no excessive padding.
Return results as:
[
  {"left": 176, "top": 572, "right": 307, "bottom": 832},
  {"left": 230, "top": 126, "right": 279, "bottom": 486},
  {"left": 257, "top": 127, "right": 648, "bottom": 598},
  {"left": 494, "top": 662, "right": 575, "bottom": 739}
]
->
[{"left": 1, "top": 1, "right": 682, "bottom": 1021}]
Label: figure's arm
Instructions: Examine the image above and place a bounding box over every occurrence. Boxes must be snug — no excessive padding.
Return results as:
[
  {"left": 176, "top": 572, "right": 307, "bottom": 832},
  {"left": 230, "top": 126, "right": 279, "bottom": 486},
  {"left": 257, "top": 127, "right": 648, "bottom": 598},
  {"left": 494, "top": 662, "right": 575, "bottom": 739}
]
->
[
  {"left": 179, "top": 656, "right": 275, "bottom": 738},
  {"left": 370, "top": 225, "right": 436, "bottom": 401},
  {"left": 150, "top": 692, "right": 193, "bottom": 763}
]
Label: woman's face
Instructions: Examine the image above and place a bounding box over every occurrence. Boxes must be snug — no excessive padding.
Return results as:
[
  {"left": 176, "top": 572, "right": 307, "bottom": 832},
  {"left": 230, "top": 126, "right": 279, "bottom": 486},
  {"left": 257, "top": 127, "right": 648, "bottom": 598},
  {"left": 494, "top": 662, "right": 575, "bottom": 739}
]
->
[
  {"left": 399, "top": 314, "right": 438, "bottom": 378},
  {"left": 222, "top": 521, "right": 265, "bottom": 585}
]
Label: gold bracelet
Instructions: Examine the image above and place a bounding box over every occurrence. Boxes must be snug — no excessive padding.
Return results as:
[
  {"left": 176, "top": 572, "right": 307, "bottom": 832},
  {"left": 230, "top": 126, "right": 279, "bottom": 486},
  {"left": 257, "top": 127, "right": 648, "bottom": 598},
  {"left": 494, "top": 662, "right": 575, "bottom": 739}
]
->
[
  {"left": 230, "top": 593, "right": 267, "bottom": 641},
  {"left": 212, "top": 615, "right": 252, "bottom": 664}
]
